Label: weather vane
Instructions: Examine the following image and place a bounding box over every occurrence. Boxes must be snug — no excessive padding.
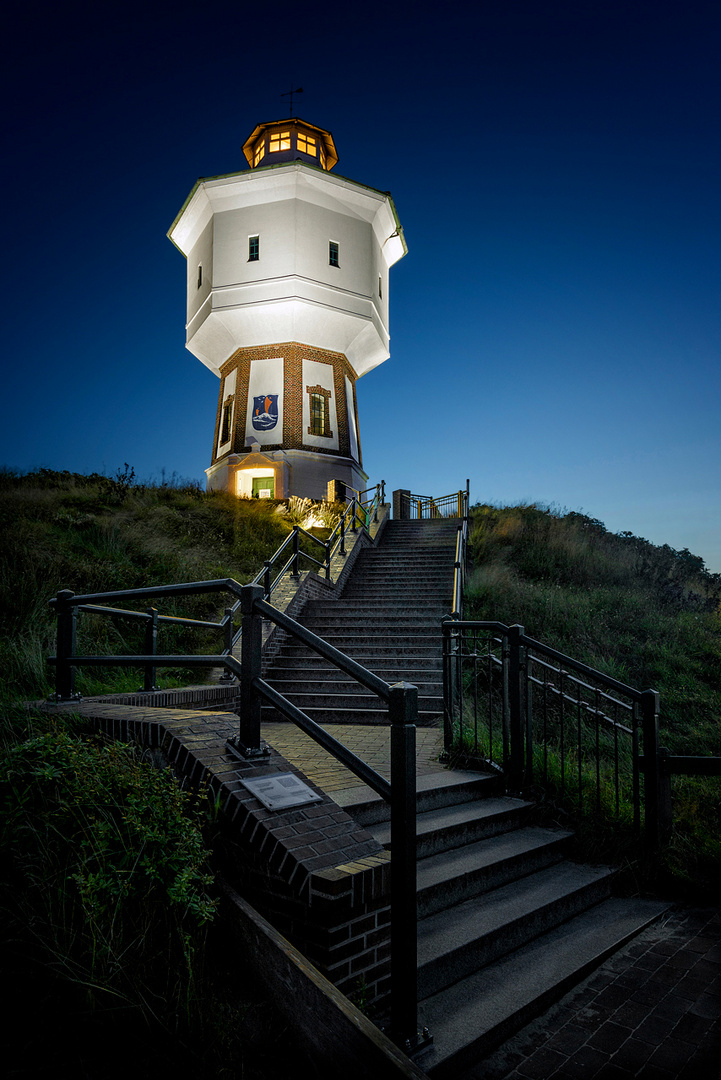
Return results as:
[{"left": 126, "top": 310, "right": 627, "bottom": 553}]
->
[{"left": 281, "top": 85, "right": 304, "bottom": 116}]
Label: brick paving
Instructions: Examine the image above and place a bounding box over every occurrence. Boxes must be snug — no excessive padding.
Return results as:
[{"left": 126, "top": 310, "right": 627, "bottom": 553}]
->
[
  {"left": 263, "top": 720, "right": 444, "bottom": 792},
  {"left": 462, "top": 906, "right": 721, "bottom": 1080}
]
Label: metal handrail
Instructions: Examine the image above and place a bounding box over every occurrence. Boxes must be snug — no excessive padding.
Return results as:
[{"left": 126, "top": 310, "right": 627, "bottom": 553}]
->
[
  {"left": 404, "top": 483, "right": 469, "bottom": 520},
  {"left": 234, "top": 583, "right": 419, "bottom": 1047},
  {"left": 47, "top": 574, "right": 420, "bottom": 1047},
  {"left": 442, "top": 618, "right": 721, "bottom": 850}
]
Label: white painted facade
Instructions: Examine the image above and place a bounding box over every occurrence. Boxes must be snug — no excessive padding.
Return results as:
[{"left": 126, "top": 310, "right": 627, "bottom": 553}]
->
[{"left": 169, "top": 163, "right": 405, "bottom": 379}]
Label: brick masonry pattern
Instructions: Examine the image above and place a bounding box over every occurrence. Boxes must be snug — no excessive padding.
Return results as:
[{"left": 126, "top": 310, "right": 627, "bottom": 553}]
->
[
  {"left": 212, "top": 342, "right": 362, "bottom": 467},
  {"left": 44, "top": 699, "right": 393, "bottom": 1002}
]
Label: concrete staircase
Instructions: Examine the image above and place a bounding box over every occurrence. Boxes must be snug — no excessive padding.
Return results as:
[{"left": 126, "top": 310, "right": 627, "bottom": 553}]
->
[
  {"left": 263, "top": 518, "right": 459, "bottom": 725},
  {"left": 336, "top": 772, "right": 666, "bottom": 1078},
  {"left": 264, "top": 515, "right": 666, "bottom": 1074}
]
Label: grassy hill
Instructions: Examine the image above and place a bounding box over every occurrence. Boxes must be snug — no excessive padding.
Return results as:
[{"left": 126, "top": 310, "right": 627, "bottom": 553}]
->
[
  {"left": 464, "top": 502, "right": 721, "bottom": 893},
  {"left": 0, "top": 465, "right": 297, "bottom": 701}
]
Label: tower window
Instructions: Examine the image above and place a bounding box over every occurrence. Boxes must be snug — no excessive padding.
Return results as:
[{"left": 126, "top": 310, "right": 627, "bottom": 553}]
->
[
  {"left": 249, "top": 235, "right": 259, "bottom": 261},
  {"left": 220, "top": 397, "right": 234, "bottom": 445},
  {"left": 319, "top": 144, "right": 326, "bottom": 169},
  {"left": 296, "top": 132, "right": 316, "bottom": 156},
  {"left": 197, "top": 265, "right": 203, "bottom": 289},
  {"left": 253, "top": 140, "right": 265, "bottom": 166},
  {"left": 307, "top": 385, "right": 333, "bottom": 438},
  {"left": 269, "top": 130, "right": 291, "bottom": 153},
  {"left": 310, "top": 395, "right": 328, "bottom": 436},
  {"left": 329, "top": 241, "right": 339, "bottom": 268}
]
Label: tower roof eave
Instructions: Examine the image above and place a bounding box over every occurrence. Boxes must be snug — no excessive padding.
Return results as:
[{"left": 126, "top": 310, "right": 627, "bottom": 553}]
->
[{"left": 168, "top": 164, "right": 407, "bottom": 263}]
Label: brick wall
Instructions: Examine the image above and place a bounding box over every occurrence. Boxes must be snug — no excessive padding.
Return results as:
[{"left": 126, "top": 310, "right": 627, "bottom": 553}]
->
[
  {"left": 44, "top": 699, "right": 393, "bottom": 1005},
  {"left": 212, "top": 342, "right": 361, "bottom": 467}
]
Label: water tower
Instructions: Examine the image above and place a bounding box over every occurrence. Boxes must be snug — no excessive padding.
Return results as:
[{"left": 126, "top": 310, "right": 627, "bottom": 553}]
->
[{"left": 168, "top": 117, "right": 406, "bottom": 499}]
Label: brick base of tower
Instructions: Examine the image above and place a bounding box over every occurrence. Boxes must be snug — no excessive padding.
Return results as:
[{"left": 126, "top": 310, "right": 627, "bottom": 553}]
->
[{"left": 206, "top": 341, "right": 367, "bottom": 500}]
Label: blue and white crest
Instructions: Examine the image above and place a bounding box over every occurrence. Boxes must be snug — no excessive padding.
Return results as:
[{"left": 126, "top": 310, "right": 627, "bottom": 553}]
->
[{"left": 252, "top": 394, "right": 278, "bottom": 431}]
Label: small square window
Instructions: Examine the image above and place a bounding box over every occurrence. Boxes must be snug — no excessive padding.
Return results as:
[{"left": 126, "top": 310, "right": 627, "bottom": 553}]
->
[
  {"left": 269, "top": 130, "right": 291, "bottom": 153},
  {"left": 249, "top": 235, "right": 259, "bottom": 261},
  {"left": 297, "top": 132, "right": 316, "bottom": 156},
  {"left": 329, "top": 241, "right": 339, "bottom": 268}
]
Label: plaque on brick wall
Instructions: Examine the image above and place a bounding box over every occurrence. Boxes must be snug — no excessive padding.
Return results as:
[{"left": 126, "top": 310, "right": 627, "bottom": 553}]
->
[{"left": 240, "top": 772, "right": 322, "bottom": 810}]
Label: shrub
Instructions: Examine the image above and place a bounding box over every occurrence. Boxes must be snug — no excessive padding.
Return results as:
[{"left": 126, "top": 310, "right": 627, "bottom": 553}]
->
[{"left": 0, "top": 721, "right": 216, "bottom": 1029}]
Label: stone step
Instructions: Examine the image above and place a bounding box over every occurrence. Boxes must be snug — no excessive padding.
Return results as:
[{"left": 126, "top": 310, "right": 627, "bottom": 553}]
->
[
  {"left": 369, "top": 795, "right": 533, "bottom": 859},
  {"left": 277, "top": 644, "right": 443, "bottom": 660},
  {"left": 417, "top": 861, "right": 615, "bottom": 998},
  {"left": 276, "top": 628, "right": 441, "bottom": 642},
  {"left": 300, "top": 606, "right": 449, "bottom": 619},
  {"left": 265, "top": 677, "right": 443, "bottom": 696},
  {"left": 259, "top": 690, "right": 443, "bottom": 711},
  {"left": 415, "top": 898, "right": 668, "bottom": 1078},
  {"left": 297, "top": 616, "right": 448, "bottom": 629},
  {"left": 416, "top": 826, "right": 573, "bottom": 918},
  {"left": 260, "top": 704, "right": 443, "bottom": 726},
  {"left": 334, "top": 770, "right": 502, "bottom": 826},
  {"left": 278, "top": 630, "right": 442, "bottom": 648},
  {"left": 267, "top": 652, "right": 442, "bottom": 669}
]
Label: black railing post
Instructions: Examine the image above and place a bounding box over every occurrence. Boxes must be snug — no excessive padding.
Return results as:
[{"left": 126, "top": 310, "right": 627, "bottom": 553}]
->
[
  {"left": 142, "top": 608, "right": 158, "bottom": 691},
  {"left": 324, "top": 538, "right": 331, "bottom": 581},
  {"left": 339, "top": 514, "right": 346, "bottom": 556},
  {"left": 220, "top": 607, "right": 236, "bottom": 682},
  {"left": 374, "top": 484, "right": 380, "bottom": 522},
  {"left": 388, "top": 681, "right": 421, "bottom": 1049},
  {"left": 442, "top": 619, "right": 453, "bottom": 752},
  {"left": 263, "top": 560, "right": 272, "bottom": 598},
  {"left": 237, "top": 584, "right": 267, "bottom": 757},
  {"left": 507, "top": 624, "right": 526, "bottom": 794},
  {"left": 54, "top": 589, "right": 77, "bottom": 700},
  {"left": 381, "top": 480, "right": 386, "bottom": 504},
  {"left": 640, "top": 688, "right": 663, "bottom": 850},
  {"left": 351, "top": 497, "right": 358, "bottom": 532},
  {"left": 291, "top": 527, "right": 300, "bottom": 578},
  {"left": 657, "top": 746, "right": 673, "bottom": 846}
]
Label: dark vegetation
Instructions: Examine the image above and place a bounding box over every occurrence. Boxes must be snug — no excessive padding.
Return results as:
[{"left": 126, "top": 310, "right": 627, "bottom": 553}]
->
[
  {"left": 465, "top": 502, "right": 721, "bottom": 897},
  {"left": 0, "top": 467, "right": 311, "bottom": 1077}
]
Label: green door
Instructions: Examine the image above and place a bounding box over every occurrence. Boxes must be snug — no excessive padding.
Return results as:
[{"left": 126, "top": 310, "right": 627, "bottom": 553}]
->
[{"left": 252, "top": 476, "right": 274, "bottom": 499}]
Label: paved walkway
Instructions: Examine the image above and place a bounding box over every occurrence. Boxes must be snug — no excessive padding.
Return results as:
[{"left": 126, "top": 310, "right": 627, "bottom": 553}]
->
[
  {"left": 262, "top": 721, "right": 444, "bottom": 792},
  {"left": 460, "top": 905, "right": 721, "bottom": 1080}
]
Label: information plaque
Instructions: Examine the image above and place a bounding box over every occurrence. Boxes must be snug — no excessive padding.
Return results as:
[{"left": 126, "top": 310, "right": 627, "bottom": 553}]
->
[{"left": 240, "top": 772, "right": 323, "bottom": 811}]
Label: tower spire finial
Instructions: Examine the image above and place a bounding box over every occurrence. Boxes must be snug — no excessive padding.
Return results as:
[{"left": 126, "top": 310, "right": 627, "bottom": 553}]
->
[{"left": 281, "top": 84, "right": 303, "bottom": 116}]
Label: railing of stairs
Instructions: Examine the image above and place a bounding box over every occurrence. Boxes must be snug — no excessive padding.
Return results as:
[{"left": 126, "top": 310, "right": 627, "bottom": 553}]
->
[
  {"left": 395, "top": 481, "right": 469, "bottom": 521},
  {"left": 47, "top": 486, "right": 424, "bottom": 1048},
  {"left": 442, "top": 620, "right": 721, "bottom": 851}
]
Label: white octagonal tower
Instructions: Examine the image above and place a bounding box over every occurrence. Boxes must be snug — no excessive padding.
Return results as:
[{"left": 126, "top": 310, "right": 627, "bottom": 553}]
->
[{"left": 168, "top": 117, "right": 406, "bottom": 500}]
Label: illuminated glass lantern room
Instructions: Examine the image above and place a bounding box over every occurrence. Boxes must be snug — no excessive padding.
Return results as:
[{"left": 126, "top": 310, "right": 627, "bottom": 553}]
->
[
  {"left": 168, "top": 117, "right": 405, "bottom": 502},
  {"left": 242, "top": 118, "right": 338, "bottom": 171}
]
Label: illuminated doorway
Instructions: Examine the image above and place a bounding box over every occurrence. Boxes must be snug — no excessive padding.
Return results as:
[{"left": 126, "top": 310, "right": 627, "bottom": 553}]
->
[{"left": 252, "top": 475, "right": 274, "bottom": 499}]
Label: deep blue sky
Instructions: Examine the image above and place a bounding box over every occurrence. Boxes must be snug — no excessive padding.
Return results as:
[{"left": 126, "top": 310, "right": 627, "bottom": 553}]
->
[{"left": 3, "top": 1, "right": 720, "bottom": 570}]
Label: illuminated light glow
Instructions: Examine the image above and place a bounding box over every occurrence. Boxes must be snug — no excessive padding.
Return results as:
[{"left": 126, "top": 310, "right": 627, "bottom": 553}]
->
[
  {"left": 236, "top": 468, "right": 275, "bottom": 499},
  {"left": 297, "top": 132, "right": 316, "bottom": 155},
  {"left": 269, "top": 131, "right": 291, "bottom": 153},
  {"left": 253, "top": 141, "right": 265, "bottom": 166}
]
